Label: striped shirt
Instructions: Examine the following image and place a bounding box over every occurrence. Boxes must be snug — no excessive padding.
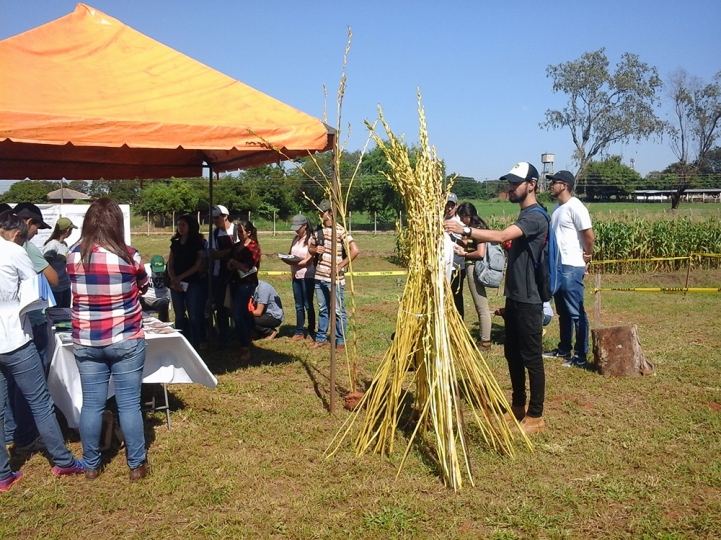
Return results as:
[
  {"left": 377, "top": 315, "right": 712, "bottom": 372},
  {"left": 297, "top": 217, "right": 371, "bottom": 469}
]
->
[
  {"left": 310, "top": 224, "right": 353, "bottom": 286},
  {"left": 67, "top": 245, "right": 148, "bottom": 347}
]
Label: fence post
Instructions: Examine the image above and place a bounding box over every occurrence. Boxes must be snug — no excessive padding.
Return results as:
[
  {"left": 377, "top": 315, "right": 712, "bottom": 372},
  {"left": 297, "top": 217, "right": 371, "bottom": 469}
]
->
[
  {"left": 273, "top": 211, "right": 276, "bottom": 237},
  {"left": 594, "top": 274, "right": 602, "bottom": 329},
  {"left": 147, "top": 211, "right": 150, "bottom": 236},
  {"left": 374, "top": 211, "right": 377, "bottom": 235},
  {"left": 684, "top": 255, "right": 692, "bottom": 296},
  {"left": 349, "top": 211, "right": 352, "bottom": 232}
]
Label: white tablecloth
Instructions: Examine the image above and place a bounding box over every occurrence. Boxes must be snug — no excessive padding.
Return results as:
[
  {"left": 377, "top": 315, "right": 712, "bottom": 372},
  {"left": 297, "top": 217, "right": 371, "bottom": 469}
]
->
[{"left": 47, "top": 327, "right": 217, "bottom": 429}]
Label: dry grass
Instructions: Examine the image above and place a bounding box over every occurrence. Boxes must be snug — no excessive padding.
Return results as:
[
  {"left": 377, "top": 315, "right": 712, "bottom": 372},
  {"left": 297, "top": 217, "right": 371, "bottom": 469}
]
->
[{"left": 3, "top": 233, "right": 720, "bottom": 539}]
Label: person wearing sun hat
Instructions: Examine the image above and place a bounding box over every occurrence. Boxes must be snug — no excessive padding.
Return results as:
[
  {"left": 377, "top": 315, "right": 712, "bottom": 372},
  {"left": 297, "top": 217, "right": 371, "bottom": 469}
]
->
[
  {"left": 42, "top": 216, "right": 78, "bottom": 308},
  {"left": 280, "top": 214, "right": 316, "bottom": 340},
  {"left": 139, "top": 255, "right": 171, "bottom": 322}
]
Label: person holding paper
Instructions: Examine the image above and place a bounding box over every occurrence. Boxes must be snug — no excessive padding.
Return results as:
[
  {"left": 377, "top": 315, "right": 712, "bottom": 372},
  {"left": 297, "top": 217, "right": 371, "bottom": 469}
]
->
[
  {"left": 67, "top": 199, "right": 150, "bottom": 482},
  {"left": 167, "top": 215, "right": 205, "bottom": 349},
  {"left": 227, "top": 220, "right": 261, "bottom": 362},
  {"left": 281, "top": 214, "right": 316, "bottom": 341},
  {"left": 1, "top": 211, "right": 85, "bottom": 492}
]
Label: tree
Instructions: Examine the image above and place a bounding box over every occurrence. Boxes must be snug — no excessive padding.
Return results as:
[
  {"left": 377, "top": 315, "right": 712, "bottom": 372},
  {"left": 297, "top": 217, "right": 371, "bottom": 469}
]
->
[
  {"left": 584, "top": 156, "right": 641, "bottom": 201},
  {"left": 665, "top": 69, "right": 721, "bottom": 208},
  {"left": 0, "top": 180, "right": 55, "bottom": 203},
  {"left": 136, "top": 178, "right": 201, "bottom": 224},
  {"left": 88, "top": 179, "right": 142, "bottom": 204},
  {"left": 448, "top": 175, "right": 483, "bottom": 199},
  {"left": 67, "top": 180, "right": 90, "bottom": 194},
  {"left": 541, "top": 48, "right": 664, "bottom": 189}
]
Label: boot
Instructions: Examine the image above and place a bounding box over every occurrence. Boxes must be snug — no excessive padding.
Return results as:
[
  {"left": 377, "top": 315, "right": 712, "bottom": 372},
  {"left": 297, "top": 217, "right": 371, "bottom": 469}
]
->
[
  {"left": 504, "top": 405, "right": 526, "bottom": 424},
  {"left": 519, "top": 416, "right": 546, "bottom": 434}
]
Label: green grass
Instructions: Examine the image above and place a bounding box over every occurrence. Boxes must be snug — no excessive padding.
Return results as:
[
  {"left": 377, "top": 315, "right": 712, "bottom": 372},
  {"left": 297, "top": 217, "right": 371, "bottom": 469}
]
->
[{"left": 4, "top": 233, "right": 721, "bottom": 538}]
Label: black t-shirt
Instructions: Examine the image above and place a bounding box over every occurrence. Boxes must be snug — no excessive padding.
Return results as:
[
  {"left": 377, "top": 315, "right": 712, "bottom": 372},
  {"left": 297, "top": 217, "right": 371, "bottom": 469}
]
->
[
  {"left": 170, "top": 235, "right": 205, "bottom": 283},
  {"left": 504, "top": 204, "right": 548, "bottom": 304}
]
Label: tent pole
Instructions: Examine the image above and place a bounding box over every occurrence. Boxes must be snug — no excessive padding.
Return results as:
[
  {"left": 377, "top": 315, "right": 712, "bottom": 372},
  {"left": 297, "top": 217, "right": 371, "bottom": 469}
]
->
[{"left": 207, "top": 165, "right": 215, "bottom": 348}]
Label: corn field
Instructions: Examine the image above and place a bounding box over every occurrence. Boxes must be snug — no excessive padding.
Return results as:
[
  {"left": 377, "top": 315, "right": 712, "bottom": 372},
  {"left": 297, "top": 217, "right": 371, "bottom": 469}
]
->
[{"left": 396, "top": 214, "right": 721, "bottom": 274}]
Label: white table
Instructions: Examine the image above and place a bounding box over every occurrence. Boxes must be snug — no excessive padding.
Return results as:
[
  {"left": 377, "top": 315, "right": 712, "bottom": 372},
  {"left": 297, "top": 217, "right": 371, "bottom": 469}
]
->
[{"left": 47, "top": 322, "right": 217, "bottom": 429}]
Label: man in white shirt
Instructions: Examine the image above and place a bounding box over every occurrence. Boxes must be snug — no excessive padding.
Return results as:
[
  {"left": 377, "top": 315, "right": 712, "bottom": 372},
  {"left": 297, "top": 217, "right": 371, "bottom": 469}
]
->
[
  {"left": 208, "top": 205, "right": 236, "bottom": 348},
  {"left": 542, "top": 171, "right": 595, "bottom": 368}
]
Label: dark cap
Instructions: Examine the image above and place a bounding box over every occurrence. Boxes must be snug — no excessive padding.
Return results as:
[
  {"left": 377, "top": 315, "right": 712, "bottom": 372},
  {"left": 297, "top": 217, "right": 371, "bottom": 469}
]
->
[
  {"left": 318, "top": 199, "right": 332, "bottom": 213},
  {"left": 546, "top": 170, "right": 576, "bottom": 190},
  {"left": 13, "top": 202, "right": 51, "bottom": 229},
  {"left": 500, "top": 162, "right": 539, "bottom": 184},
  {"left": 290, "top": 214, "right": 310, "bottom": 231},
  {"left": 446, "top": 193, "right": 458, "bottom": 205}
]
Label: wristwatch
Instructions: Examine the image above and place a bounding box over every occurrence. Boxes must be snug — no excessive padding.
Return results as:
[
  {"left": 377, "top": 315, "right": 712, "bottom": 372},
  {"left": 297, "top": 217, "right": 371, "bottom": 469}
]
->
[{"left": 462, "top": 226, "right": 471, "bottom": 237}]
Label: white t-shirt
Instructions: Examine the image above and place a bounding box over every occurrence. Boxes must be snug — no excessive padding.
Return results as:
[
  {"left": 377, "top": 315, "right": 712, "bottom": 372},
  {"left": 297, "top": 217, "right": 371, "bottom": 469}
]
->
[
  {"left": 550, "top": 197, "right": 593, "bottom": 267},
  {"left": 0, "top": 237, "right": 36, "bottom": 353},
  {"left": 210, "top": 222, "right": 236, "bottom": 277}
]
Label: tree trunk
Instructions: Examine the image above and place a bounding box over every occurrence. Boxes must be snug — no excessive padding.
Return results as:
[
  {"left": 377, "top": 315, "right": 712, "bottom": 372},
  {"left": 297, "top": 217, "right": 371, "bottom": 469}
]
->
[{"left": 591, "top": 324, "right": 654, "bottom": 377}]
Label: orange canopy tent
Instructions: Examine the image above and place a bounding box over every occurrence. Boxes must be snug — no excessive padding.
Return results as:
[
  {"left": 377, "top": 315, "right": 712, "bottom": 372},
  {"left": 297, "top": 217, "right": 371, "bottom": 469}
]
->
[{"left": 0, "top": 3, "right": 333, "bottom": 180}]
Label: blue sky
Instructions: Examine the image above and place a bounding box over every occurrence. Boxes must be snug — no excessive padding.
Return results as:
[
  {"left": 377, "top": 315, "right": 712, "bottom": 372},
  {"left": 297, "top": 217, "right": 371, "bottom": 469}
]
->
[{"left": 1, "top": 0, "right": 719, "bottom": 192}]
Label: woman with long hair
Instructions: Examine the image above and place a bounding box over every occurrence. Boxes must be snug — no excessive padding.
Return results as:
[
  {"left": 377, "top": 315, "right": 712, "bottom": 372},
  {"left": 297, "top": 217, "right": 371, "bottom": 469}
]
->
[
  {"left": 227, "top": 219, "right": 261, "bottom": 362},
  {"left": 67, "top": 198, "right": 150, "bottom": 482},
  {"left": 1, "top": 211, "right": 84, "bottom": 492},
  {"left": 167, "top": 215, "right": 205, "bottom": 349},
  {"left": 282, "top": 215, "right": 316, "bottom": 340},
  {"left": 42, "top": 217, "right": 77, "bottom": 308},
  {"left": 456, "top": 202, "right": 493, "bottom": 351}
]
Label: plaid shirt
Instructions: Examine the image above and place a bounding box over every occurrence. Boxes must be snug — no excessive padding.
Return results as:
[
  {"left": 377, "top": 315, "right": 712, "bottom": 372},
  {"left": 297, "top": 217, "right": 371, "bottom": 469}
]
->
[{"left": 68, "top": 245, "right": 149, "bottom": 346}]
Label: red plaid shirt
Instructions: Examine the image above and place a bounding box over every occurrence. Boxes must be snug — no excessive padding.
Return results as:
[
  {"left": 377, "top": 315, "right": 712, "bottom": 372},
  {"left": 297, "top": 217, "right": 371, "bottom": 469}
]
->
[{"left": 68, "top": 245, "right": 149, "bottom": 346}]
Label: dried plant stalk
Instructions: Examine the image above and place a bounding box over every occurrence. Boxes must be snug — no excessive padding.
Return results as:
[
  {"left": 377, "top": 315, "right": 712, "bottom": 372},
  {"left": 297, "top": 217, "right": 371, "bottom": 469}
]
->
[{"left": 328, "top": 94, "right": 531, "bottom": 490}]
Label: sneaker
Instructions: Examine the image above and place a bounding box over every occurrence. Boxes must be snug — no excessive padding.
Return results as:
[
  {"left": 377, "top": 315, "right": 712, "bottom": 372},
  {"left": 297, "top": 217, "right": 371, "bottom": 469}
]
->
[
  {"left": 0, "top": 471, "right": 22, "bottom": 492},
  {"left": 543, "top": 349, "right": 571, "bottom": 359},
  {"left": 562, "top": 355, "right": 587, "bottom": 368},
  {"left": 51, "top": 458, "right": 86, "bottom": 478}
]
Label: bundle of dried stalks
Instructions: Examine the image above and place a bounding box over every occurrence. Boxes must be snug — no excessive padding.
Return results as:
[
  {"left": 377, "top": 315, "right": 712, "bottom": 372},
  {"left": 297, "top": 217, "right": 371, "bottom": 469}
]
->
[{"left": 328, "top": 97, "right": 531, "bottom": 490}]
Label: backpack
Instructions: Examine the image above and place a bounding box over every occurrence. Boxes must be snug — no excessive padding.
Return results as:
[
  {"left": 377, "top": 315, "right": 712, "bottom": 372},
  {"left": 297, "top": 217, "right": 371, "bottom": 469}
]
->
[
  {"left": 474, "top": 242, "right": 506, "bottom": 288},
  {"left": 525, "top": 206, "right": 563, "bottom": 303}
]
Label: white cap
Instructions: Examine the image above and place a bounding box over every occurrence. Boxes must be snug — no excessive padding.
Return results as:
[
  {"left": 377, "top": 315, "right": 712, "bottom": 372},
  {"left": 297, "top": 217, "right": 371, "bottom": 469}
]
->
[{"left": 212, "top": 205, "right": 229, "bottom": 217}]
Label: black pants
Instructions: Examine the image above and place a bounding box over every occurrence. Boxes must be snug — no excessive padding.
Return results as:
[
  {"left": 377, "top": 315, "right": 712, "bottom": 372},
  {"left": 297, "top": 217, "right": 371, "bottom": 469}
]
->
[
  {"left": 254, "top": 313, "right": 282, "bottom": 337},
  {"left": 451, "top": 267, "right": 465, "bottom": 319},
  {"left": 504, "top": 298, "right": 545, "bottom": 418}
]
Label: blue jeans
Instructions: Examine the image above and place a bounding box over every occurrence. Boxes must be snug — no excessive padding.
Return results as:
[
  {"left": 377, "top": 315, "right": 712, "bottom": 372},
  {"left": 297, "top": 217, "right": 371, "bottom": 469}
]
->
[
  {"left": 73, "top": 339, "right": 147, "bottom": 471},
  {"left": 1, "top": 341, "right": 76, "bottom": 480},
  {"left": 3, "top": 322, "right": 49, "bottom": 447},
  {"left": 553, "top": 265, "right": 589, "bottom": 360},
  {"left": 232, "top": 283, "right": 257, "bottom": 347},
  {"left": 171, "top": 282, "right": 204, "bottom": 349},
  {"left": 315, "top": 280, "right": 347, "bottom": 346},
  {"left": 292, "top": 277, "right": 316, "bottom": 336}
]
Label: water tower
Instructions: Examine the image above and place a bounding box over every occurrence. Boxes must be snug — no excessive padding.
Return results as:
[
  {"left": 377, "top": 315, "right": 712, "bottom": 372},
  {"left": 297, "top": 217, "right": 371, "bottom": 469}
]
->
[{"left": 541, "top": 153, "right": 555, "bottom": 191}]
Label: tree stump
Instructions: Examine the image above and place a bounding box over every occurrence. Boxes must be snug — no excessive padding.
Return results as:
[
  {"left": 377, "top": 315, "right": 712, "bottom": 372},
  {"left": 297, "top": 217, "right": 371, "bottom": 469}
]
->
[{"left": 591, "top": 324, "right": 654, "bottom": 377}]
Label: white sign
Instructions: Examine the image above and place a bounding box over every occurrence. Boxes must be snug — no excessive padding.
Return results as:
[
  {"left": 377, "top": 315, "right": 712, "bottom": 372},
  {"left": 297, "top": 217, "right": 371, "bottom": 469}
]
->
[{"left": 8, "top": 204, "right": 132, "bottom": 249}]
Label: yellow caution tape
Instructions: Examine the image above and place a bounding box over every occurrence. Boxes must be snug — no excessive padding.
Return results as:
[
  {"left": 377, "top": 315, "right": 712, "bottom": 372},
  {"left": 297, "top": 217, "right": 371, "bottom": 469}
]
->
[
  {"left": 593, "top": 287, "right": 721, "bottom": 293},
  {"left": 258, "top": 270, "right": 408, "bottom": 277}
]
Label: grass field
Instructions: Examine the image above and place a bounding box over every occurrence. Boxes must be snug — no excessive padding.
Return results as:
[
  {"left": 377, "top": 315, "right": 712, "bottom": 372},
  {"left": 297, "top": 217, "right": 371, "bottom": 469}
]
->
[{"left": 3, "top": 233, "right": 720, "bottom": 539}]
